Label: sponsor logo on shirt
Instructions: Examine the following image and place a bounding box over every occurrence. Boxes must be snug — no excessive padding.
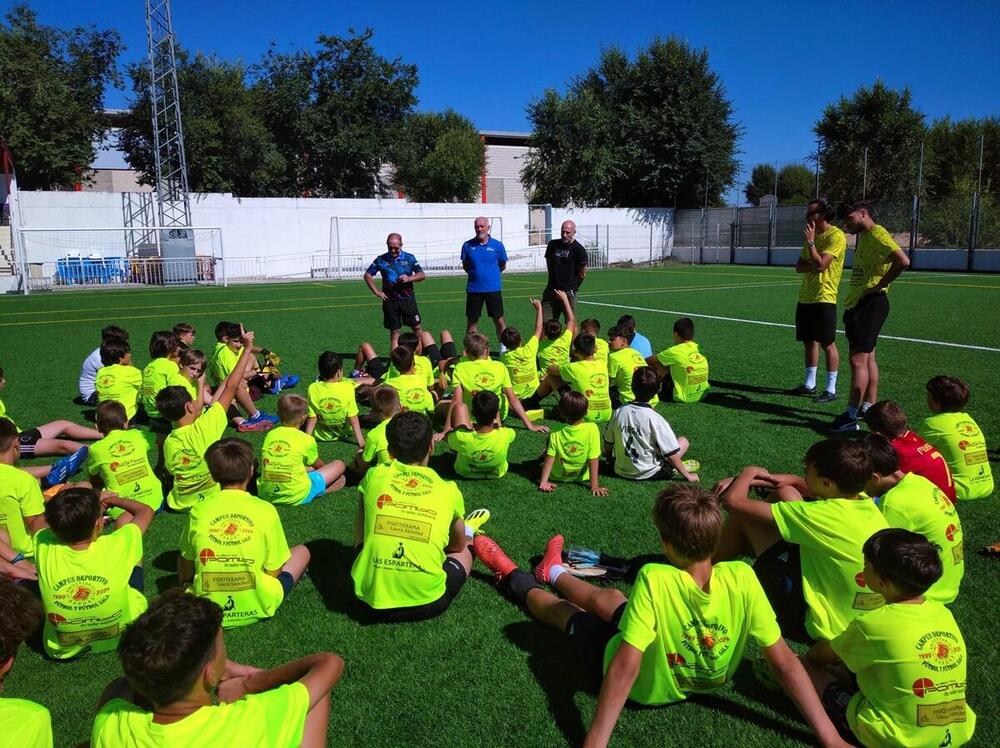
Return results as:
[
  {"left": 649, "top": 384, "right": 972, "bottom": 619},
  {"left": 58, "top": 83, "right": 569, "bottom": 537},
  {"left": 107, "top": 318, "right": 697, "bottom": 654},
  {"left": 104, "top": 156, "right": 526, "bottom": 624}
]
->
[
  {"left": 207, "top": 514, "right": 256, "bottom": 545},
  {"left": 389, "top": 471, "right": 436, "bottom": 497},
  {"left": 916, "top": 630, "right": 964, "bottom": 672},
  {"left": 851, "top": 571, "right": 886, "bottom": 610},
  {"left": 955, "top": 421, "right": 979, "bottom": 438},
  {"left": 51, "top": 575, "right": 112, "bottom": 612},
  {"left": 680, "top": 620, "right": 732, "bottom": 660},
  {"left": 109, "top": 441, "right": 136, "bottom": 458},
  {"left": 912, "top": 678, "right": 966, "bottom": 698}
]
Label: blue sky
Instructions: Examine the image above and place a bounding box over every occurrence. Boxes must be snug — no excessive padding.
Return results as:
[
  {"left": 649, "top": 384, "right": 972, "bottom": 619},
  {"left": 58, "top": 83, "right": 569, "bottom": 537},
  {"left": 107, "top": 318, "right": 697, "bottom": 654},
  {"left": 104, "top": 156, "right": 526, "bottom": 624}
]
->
[{"left": 8, "top": 0, "right": 1000, "bottom": 200}]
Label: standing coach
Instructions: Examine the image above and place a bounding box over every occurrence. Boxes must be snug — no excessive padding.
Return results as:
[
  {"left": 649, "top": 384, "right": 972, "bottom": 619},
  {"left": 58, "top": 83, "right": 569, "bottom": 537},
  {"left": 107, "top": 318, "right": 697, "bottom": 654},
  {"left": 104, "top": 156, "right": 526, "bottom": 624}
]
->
[
  {"left": 363, "top": 232, "right": 426, "bottom": 350},
  {"left": 541, "top": 220, "right": 588, "bottom": 322},
  {"left": 461, "top": 216, "right": 508, "bottom": 340}
]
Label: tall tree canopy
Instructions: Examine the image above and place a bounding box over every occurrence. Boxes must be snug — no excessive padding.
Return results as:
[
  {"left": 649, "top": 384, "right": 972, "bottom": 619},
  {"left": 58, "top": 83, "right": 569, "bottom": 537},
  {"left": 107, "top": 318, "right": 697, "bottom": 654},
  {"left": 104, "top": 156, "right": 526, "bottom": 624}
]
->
[
  {"left": 0, "top": 5, "right": 122, "bottom": 190},
  {"left": 390, "top": 110, "right": 484, "bottom": 202},
  {"left": 814, "top": 81, "right": 925, "bottom": 202},
  {"left": 744, "top": 163, "right": 815, "bottom": 205},
  {"left": 522, "top": 37, "right": 740, "bottom": 208}
]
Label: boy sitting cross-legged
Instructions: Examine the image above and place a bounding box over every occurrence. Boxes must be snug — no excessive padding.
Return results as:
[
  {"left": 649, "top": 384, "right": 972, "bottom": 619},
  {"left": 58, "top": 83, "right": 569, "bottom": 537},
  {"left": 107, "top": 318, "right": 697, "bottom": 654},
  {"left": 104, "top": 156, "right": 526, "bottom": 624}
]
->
[
  {"left": 91, "top": 589, "right": 344, "bottom": 747},
  {"left": 304, "top": 352, "right": 364, "bottom": 449},
  {"left": 0, "top": 579, "right": 52, "bottom": 747},
  {"left": 646, "top": 317, "right": 710, "bottom": 404},
  {"left": 525, "top": 333, "right": 612, "bottom": 424},
  {"left": 607, "top": 325, "right": 657, "bottom": 408},
  {"left": 259, "top": 394, "right": 346, "bottom": 505},
  {"left": 499, "top": 297, "right": 545, "bottom": 404},
  {"left": 803, "top": 529, "right": 976, "bottom": 747},
  {"left": 715, "top": 440, "right": 889, "bottom": 645},
  {"left": 351, "top": 411, "right": 489, "bottom": 622},
  {"left": 445, "top": 391, "right": 516, "bottom": 479},
  {"left": 540, "top": 391, "right": 608, "bottom": 496},
  {"left": 157, "top": 325, "right": 258, "bottom": 511},
  {"left": 603, "top": 367, "right": 698, "bottom": 482},
  {"left": 179, "top": 438, "right": 310, "bottom": 628},
  {"left": 382, "top": 346, "right": 437, "bottom": 417},
  {"left": 86, "top": 401, "right": 163, "bottom": 514},
  {"left": 35, "top": 486, "right": 154, "bottom": 659},
  {"left": 95, "top": 338, "right": 144, "bottom": 421},
  {"left": 350, "top": 385, "right": 400, "bottom": 474},
  {"left": 473, "top": 485, "right": 850, "bottom": 748}
]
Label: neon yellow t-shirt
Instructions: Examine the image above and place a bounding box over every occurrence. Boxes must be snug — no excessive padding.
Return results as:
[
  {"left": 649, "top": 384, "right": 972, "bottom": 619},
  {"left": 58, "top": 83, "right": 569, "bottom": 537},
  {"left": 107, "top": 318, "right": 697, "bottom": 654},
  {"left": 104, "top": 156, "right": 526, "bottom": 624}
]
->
[
  {"left": 798, "top": 225, "right": 847, "bottom": 304},
  {"left": 501, "top": 336, "right": 540, "bottom": 399},
  {"left": 559, "top": 359, "right": 612, "bottom": 423},
  {"left": 362, "top": 418, "right": 391, "bottom": 466},
  {"left": 607, "top": 346, "right": 657, "bottom": 406},
  {"left": 180, "top": 488, "right": 292, "bottom": 627},
  {"left": 0, "top": 463, "right": 44, "bottom": 557},
  {"left": 605, "top": 562, "right": 781, "bottom": 705},
  {"left": 771, "top": 498, "right": 889, "bottom": 640},
  {"left": 383, "top": 373, "right": 435, "bottom": 415},
  {"left": 95, "top": 364, "right": 143, "bottom": 419},
  {"left": 92, "top": 683, "right": 310, "bottom": 748},
  {"left": 352, "top": 462, "right": 465, "bottom": 609},
  {"left": 172, "top": 370, "right": 199, "bottom": 401},
  {"left": 656, "top": 341, "right": 710, "bottom": 403},
  {"left": 207, "top": 342, "right": 241, "bottom": 388},
  {"left": 447, "top": 426, "right": 516, "bottom": 479},
  {"left": 385, "top": 354, "right": 435, "bottom": 388},
  {"left": 920, "top": 412, "right": 994, "bottom": 501},
  {"left": 306, "top": 379, "right": 360, "bottom": 441},
  {"left": 450, "top": 358, "right": 513, "bottom": 421},
  {"left": 34, "top": 524, "right": 147, "bottom": 659},
  {"left": 832, "top": 602, "right": 976, "bottom": 748},
  {"left": 844, "top": 224, "right": 899, "bottom": 309},
  {"left": 0, "top": 397, "right": 19, "bottom": 431},
  {"left": 538, "top": 329, "right": 572, "bottom": 374},
  {"left": 0, "top": 698, "right": 52, "bottom": 748},
  {"left": 140, "top": 357, "right": 180, "bottom": 419},
  {"left": 546, "top": 422, "right": 602, "bottom": 482},
  {"left": 880, "top": 473, "right": 964, "bottom": 604},
  {"left": 85, "top": 429, "right": 163, "bottom": 513},
  {"left": 259, "top": 426, "right": 319, "bottom": 505},
  {"left": 593, "top": 336, "right": 609, "bottom": 365},
  {"left": 163, "top": 401, "right": 227, "bottom": 511}
]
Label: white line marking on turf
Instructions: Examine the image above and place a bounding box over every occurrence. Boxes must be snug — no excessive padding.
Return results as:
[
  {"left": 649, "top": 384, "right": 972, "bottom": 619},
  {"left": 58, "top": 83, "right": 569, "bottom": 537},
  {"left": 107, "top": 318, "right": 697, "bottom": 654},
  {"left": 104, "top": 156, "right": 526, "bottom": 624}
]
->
[{"left": 579, "top": 300, "right": 1000, "bottom": 352}]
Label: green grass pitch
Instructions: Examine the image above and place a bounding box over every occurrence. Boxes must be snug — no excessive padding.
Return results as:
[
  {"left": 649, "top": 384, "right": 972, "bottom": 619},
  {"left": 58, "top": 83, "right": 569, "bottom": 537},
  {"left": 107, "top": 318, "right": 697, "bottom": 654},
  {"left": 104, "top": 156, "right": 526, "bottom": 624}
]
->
[{"left": 1, "top": 264, "right": 997, "bottom": 747}]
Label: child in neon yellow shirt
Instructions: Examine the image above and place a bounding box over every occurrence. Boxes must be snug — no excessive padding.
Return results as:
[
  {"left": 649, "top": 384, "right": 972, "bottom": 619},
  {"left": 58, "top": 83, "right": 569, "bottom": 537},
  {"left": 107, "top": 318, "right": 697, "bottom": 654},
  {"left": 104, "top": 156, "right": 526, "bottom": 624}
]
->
[
  {"left": 179, "top": 438, "right": 310, "bottom": 627},
  {"left": 647, "top": 317, "right": 710, "bottom": 403},
  {"left": 717, "top": 440, "right": 888, "bottom": 644},
  {"left": 35, "top": 486, "right": 154, "bottom": 659},
  {"left": 305, "top": 352, "right": 364, "bottom": 448},
  {"left": 86, "top": 401, "right": 163, "bottom": 515},
  {"left": 472, "top": 484, "right": 846, "bottom": 748},
  {"left": 580, "top": 318, "right": 609, "bottom": 365},
  {"left": 351, "top": 385, "right": 400, "bottom": 474},
  {"left": 383, "top": 346, "right": 437, "bottom": 416},
  {"left": 539, "top": 392, "right": 607, "bottom": 496},
  {"left": 206, "top": 321, "right": 278, "bottom": 432},
  {"left": 0, "top": 419, "right": 47, "bottom": 563},
  {"left": 804, "top": 529, "right": 975, "bottom": 747},
  {"left": 91, "top": 589, "right": 344, "bottom": 747},
  {"left": 536, "top": 289, "right": 576, "bottom": 376},
  {"left": 607, "top": 325, "right": 658, "bottom": 407},
  {"left": 0, "top": 579, "right": 53, "bottom": 748},
  {"left": 499, "top": 297, "right": 544, "bottom": 400},
  {"left": 445, "top": 391, "right": 516, "bottom": 479},
  {"left": 920, "top": 375, "right": 993, "bottom": 500},
  {"left": 140, "top": 330, "right": 182, "bottom": 423},
  {"left": 526, "top": 334, "right": 611, "bottom": 423},
  {"left": 260, "top": 394, "right": 346, "bottom": 505},
  {"left": 95, "top": 339, "right": 143, "bottom": 420}
]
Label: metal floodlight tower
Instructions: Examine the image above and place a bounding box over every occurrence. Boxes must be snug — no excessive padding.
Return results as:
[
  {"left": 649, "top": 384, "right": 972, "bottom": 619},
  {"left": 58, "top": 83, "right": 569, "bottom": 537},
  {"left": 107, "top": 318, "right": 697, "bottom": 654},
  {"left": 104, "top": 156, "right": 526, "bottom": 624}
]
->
[{"left": 145, "top": 0, "right": 191, "bottom": 229}]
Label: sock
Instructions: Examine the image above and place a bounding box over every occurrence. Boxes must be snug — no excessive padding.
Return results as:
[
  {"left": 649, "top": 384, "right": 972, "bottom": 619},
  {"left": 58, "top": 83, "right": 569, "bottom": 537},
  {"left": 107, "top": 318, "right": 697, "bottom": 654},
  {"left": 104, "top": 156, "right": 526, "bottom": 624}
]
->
[
  {"left": 549, "top": 564, "right": 567, "bottom": 584},
  {"left": 860, "top": 401, "right": 872, "bottom": 414},
  {"left": 503, "top": 569, "right": 540, "bottom": 604},
  {"left": 847, "top": 404, "right": 859, "bottom": 419},
  {"left": 804, "top": 366, "right": 818, "bottom": 389},
  {"left": 464, "top": 525, "right": 475, "bottom": 540},
  {"left": 825, "top": 371, "right": 838, "bottom": 393}
]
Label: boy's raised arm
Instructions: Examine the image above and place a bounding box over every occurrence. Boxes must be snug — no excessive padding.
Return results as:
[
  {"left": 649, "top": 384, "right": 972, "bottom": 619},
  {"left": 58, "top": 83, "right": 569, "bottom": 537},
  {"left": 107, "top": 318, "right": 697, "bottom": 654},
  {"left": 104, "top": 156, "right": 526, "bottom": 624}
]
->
[
  {"left": 215, "top": 327, "right": 257, "bottom": 411},
  {"left": 103, "top": 493, "right": 155, "bottom": 535},
  {"left": 556, "top": 289, "right": 576, "bottom": 337},
  {"left": 720, "top": 466, "right": 779, "bottom": 524},
  {"left": 530, "top": 298, "right": 544, "bottom": 341}
]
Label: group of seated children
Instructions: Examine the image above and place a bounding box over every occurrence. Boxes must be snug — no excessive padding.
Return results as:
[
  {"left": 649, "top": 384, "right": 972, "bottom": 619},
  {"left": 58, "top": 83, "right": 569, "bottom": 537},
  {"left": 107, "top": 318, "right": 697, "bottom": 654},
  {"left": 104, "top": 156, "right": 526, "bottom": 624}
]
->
[{"left": 0, "top": 303, "right": 989, "bottom": 747}]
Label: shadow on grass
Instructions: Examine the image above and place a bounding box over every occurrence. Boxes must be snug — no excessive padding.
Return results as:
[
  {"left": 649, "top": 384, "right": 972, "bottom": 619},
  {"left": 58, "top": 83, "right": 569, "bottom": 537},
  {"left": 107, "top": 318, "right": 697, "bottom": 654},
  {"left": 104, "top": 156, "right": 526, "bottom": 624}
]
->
[
  {"left": 152, "top": 550, "right": 182, "bottom": 594},
  {"left": 305, "top": 537, "right": 373, "bottom": 623},
  {"left": 701, "top": 390, "right": 833, "bottom": 435}
]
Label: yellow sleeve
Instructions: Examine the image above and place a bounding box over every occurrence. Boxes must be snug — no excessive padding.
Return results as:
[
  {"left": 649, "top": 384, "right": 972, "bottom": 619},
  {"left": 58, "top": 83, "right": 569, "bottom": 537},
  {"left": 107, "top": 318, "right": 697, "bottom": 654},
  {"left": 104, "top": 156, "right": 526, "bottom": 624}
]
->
[
  {"left": 262, "top": 505, "right": 292, "bottom": 572},
  {"left": 617, "top": 568, "right": 658, "bottom": 652}
]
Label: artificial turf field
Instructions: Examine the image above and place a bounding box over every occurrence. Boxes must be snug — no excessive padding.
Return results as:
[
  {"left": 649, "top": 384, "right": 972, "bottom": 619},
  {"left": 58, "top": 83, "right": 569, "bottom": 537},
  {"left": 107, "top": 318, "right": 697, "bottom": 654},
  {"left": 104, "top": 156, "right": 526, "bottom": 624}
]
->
[{"left": 1, "top": 262, "right": 998, "bottom": 747}]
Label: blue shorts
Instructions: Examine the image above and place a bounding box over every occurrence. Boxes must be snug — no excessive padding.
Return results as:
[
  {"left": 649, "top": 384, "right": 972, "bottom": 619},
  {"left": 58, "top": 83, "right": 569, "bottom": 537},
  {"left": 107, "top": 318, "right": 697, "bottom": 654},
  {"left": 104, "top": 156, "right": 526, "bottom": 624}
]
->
[{"left": 299, "top": 471, "right": 327, "bottom": 505}]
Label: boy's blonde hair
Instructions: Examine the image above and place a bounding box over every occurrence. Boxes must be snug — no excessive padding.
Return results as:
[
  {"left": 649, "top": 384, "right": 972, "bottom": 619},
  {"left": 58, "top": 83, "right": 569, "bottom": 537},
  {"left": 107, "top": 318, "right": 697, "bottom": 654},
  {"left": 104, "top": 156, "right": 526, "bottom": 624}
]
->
[
  {"left": 96, "top": 400, "right": 128, "bottom": 434},
  {"left": 652, "top": 484, "right": 722, "bottom": 561},
  {"left": 277, "top": 393, "right": 309, "bottom": 425},
  {"left": 463, "top": 333, "right": 489, "bottom": 359}
]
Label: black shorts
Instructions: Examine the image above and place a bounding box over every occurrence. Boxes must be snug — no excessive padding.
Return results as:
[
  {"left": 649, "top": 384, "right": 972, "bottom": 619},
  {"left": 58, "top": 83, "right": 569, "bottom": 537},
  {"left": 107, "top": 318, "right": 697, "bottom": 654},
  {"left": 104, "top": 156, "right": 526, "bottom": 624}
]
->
[
  {"left": 422, "top": 342, "right": 458, "bottom": 370},
  {"left": 128, "top": 566, "right": 145, "bottom": 593},
  {"left": 366, "top": 557, "right": 467, "bottom": 623},
  {"left": 382, "top": 298, "right": 421, "bottom": 331},
  {"left": 843, "top": 293, "right": 889, "bottom": 353},
  {"left": 795, "top": 302, "right": 837, "bottom": 346},
  {"left": 366, "top": 356, "right": 389, "bottom": 380},
  {"left": 466, "top": 291, "right": 504, "bottom": 322},
  {"left": 566, "top": 602, "right": 627, "bottom": 681},
  {"left": 17, "top": 428, "right": 42, "bottom": 456},
  {"left": 822, "top": 682, "right": 861, "bottom": 745},
  {"left": 753, "top": 541, "right": 810, "bottom": 642},
  {"left": 148, "top": 417, "right": 172, "bottom": 436}
]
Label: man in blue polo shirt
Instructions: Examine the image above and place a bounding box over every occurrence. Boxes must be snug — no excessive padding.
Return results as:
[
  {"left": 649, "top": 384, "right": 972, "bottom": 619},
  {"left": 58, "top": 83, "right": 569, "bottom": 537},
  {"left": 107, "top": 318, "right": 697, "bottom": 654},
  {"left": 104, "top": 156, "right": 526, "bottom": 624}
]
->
[
  {"left": 364, "top": 232, "right": 427, "bottom": 350},
  {"left": 461, "top": 216, "right": 508, "bottom": 341}
]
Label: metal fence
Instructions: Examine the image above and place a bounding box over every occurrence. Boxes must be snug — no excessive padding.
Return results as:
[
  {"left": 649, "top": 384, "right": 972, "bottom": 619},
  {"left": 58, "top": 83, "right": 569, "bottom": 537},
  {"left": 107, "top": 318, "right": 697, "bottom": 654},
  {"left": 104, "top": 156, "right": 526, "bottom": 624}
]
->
[{"left": 673, "top": 193, "right": 1000, "bottom": 272}]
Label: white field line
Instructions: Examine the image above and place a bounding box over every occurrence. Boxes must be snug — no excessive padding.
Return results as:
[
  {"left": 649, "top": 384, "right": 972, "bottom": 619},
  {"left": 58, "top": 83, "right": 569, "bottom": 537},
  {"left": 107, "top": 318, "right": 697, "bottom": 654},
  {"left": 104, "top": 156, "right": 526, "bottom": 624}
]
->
[{"left": 578, "top": 300, "right": 1000, "bottom": 353}]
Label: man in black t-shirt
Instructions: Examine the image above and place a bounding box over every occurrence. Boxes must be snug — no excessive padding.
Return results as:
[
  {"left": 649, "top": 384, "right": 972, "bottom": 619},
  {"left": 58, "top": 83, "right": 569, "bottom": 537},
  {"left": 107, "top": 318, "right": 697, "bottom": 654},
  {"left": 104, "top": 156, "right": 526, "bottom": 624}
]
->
[{"left": 541, "top": 220, "right": 588, "bottom": 322}]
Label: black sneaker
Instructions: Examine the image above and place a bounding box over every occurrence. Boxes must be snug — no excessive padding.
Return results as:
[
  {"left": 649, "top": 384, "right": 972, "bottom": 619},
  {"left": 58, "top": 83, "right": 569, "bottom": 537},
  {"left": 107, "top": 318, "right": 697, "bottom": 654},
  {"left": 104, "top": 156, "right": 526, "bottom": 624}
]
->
[
  {"left": 788, "top": 384, "right": 817, "bottom": 396},
  {"left": 815, "top": 390, "right": 837, "bottom": 404},
  {"left": 829, "top": 412, "right": 860, "bottom": 433}
]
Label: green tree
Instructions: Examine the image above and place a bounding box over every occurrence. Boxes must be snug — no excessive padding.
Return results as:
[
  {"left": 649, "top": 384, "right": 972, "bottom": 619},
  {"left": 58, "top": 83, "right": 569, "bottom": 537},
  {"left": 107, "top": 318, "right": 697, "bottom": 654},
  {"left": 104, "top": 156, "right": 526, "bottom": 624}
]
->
[
  {"left": 390, "top": 110, "right": 483, "bottom": 202},
  {"left": 745, "top": 163, "right": 815, "bottom": 205},
  {"left": 0, "top": 5, "right": 122, "bottom": 189},
  {"left": 814, "top": 81, "right": 925, "bottom": 202},
  {"left": 117, "top": 50, "right": 286, "bottom": 196},
  {"left": 924, "top": 116, "right": 1000, "bottom": 198},
  {"left": 744, "top": 163, "right": 776, "bottom": 206},
  {"left": 522, "top": 37, "right": 739, "bottom": 208}
]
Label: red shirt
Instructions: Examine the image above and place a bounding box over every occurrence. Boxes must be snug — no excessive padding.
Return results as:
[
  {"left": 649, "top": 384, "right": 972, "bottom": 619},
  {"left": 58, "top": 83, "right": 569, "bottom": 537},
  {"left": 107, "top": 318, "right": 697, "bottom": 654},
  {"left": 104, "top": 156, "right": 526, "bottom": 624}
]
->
[{"left": 892, "top": 431, "right": 957, "bottom": 503}]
